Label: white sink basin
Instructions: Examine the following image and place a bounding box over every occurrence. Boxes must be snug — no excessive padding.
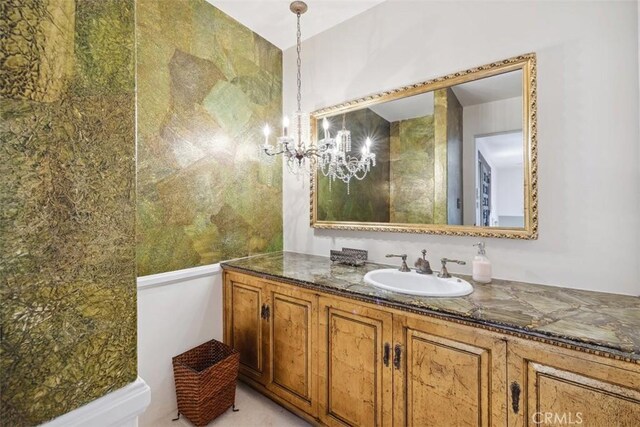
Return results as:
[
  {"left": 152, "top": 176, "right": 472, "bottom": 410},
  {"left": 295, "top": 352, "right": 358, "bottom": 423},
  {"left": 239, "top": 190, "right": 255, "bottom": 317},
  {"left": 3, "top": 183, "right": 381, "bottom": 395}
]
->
[{"left": 363, "top": 268, "right": 473, "bottom": 297}]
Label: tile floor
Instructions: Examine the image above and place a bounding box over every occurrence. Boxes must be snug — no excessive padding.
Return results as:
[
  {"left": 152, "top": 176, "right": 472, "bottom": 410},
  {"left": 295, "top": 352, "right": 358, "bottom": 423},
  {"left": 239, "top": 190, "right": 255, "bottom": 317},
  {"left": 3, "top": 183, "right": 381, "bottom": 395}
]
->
[{"left": 151, "top": 382, "right": 311, "bottom": 427}]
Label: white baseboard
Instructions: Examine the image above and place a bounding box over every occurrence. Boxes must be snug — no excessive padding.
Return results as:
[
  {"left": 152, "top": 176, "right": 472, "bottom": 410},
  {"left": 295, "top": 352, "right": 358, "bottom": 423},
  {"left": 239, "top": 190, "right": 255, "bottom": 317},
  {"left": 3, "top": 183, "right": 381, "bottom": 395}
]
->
[
  {"left": 41, "top": 377, "right": 150, "bottom": 427},
  {"left": 137, "top": 264, "right": 221, "bottom": 290}
]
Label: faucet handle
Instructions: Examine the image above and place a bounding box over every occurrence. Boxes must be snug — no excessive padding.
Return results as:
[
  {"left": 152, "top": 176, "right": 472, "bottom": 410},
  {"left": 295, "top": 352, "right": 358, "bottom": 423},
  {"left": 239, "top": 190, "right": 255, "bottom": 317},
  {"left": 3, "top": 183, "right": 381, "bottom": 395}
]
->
[
  {"left": 441, "top": 258, "right": 466, "bottom": 266},
  {"left": 421, "top": 249, "right": 427, "bottom": 259},
  {"left": 386, "top": 254, "right": 411, "bottom": 272},
  {"left": 438, "top": 258, "right": 466, "bottom": 278}
]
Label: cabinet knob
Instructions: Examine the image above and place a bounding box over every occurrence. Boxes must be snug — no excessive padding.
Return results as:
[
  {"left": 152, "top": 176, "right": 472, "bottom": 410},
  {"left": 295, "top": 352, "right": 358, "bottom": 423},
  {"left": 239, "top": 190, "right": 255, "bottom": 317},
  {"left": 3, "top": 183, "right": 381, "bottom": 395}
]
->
[
  {"left": 260, "top": 304, "right": 270, "bottom": 320},
  {"left": 510, "top": 381, "right": 521, "bottom": 414},
  {"left": 393, "top": 344, "right": 402, "bottom": 369},
  {"left": 383, "top": 343, "right": 390, "bottom": 367}
]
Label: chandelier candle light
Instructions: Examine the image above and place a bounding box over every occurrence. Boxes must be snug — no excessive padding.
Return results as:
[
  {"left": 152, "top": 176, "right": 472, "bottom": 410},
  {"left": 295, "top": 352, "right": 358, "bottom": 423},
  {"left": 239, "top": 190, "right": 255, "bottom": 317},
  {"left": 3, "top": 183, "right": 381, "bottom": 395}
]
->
[{"left": 261, "top": 1, "right": 376, "bottom": 190}]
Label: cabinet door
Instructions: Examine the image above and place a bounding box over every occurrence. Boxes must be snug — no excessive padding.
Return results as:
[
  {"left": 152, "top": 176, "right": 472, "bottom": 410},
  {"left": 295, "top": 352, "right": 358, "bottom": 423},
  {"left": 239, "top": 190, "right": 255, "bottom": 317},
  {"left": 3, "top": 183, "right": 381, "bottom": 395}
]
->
[
  {"left": 507, "top": 338, "right": 640, "bottom": 426},
  {"left": 318, "top": 296, "right": 394, "bottom": 427},
  {"left": 224, "top": 273, "right": 270, "bottom": 385},
  {"left": 394, "top": 314, "right": 507, "bottom": 427},
  {"left": 267, "top": 284, "right": 318, "bottom": 416}
]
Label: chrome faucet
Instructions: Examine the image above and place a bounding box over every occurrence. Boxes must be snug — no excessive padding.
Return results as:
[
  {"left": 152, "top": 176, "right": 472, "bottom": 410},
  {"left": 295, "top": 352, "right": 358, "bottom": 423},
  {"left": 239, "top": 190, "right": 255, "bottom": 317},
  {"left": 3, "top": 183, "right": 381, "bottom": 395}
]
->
[
  {"left": 438, "top": 258, "right": 466, "bottom": 278},
  {"left": 386, "top": 254, "right": 411, "bottom": 272},
  {"left": 414, "top": 249, "right": 433, "bottom": 275}
]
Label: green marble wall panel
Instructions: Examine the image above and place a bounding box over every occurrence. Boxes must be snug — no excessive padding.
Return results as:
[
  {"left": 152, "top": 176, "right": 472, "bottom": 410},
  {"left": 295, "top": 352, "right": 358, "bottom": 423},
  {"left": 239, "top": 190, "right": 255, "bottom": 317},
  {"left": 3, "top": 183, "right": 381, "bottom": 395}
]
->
[
  {"left": 0, "top": 0, "right": 136, "bottom": 425},
  {"left": 446, "top": 88, "right": 463, "bottom": 225},
  {"left": 136, "top": 0, "right": 283, "bottom": 276},
  {"left": 434, "top": 88, "right": 449, "bottom": 224},
  {"left": 316, "top": 108, "right": 391, "bottom": 222},
  {"left": 434, "top": 87, "right": 464, "bottom": 224},
  {"left": 389, "top": 115, "right": 436, "bottom": 223}
]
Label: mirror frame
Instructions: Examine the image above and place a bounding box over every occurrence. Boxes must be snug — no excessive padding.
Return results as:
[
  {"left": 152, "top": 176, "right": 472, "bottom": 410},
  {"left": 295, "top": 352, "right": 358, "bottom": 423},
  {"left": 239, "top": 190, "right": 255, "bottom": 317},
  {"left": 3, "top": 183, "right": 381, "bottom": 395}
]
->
[{"left": 309, "top": 53, "right": 537, "bottom": 239}]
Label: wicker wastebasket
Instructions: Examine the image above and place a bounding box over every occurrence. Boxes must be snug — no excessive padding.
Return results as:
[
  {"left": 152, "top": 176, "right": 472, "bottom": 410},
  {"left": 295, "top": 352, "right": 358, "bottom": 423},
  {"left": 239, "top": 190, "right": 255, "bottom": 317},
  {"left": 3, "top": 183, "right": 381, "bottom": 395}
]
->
[{"left": 172, "top": 339, "right": 240, "bottom": 426}]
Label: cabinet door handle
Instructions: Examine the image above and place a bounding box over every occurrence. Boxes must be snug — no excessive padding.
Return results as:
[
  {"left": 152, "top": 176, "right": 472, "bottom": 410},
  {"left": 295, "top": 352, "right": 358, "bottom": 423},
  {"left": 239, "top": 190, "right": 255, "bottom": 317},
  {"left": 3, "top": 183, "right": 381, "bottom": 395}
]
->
[
  {"left": 510, "top": 381, "right": 521, "bottom": 414},
  {"left": 264, "top": 304, "right": 270, "bottom": 320},
  {"left": 383, "top": 343, "right": 390, "bottom": 367},
  {"left": 260, "top": 304, "right": 269, "bottom": 320},
  {"left": 393, "top": 344, "right": 402, "bottom": 369}
]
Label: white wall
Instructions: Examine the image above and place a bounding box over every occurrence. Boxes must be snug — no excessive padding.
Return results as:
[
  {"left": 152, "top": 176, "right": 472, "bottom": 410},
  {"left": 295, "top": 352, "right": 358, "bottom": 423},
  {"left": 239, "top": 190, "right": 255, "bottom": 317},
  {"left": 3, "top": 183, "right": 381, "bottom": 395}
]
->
[
  {"left": 637, "top": 0, "right": 640, "bottom": 281},
  {"left": 137, "top": 266, "right": 223, "bottom": 426},
  {"left": 462, "top": 97, "right": 522, "bottom": 225},
  {"left": 283, "top": 0, "right": 640, "bottom": 295}
]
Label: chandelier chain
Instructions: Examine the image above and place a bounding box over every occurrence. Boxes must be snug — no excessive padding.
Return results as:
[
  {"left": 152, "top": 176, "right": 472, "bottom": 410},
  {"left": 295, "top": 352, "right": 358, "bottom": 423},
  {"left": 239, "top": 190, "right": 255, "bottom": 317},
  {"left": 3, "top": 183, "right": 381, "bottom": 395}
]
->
[{"left": 296, "top": 12, "right": 302, "bottom": 147}]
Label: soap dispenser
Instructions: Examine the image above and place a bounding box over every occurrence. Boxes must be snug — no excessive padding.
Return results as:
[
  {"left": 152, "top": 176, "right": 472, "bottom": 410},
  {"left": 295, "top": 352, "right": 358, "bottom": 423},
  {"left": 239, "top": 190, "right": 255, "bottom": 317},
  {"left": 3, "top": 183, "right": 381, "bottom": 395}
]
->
[{"left": 472, "top": 242, "right": 492, "bottom": 283}]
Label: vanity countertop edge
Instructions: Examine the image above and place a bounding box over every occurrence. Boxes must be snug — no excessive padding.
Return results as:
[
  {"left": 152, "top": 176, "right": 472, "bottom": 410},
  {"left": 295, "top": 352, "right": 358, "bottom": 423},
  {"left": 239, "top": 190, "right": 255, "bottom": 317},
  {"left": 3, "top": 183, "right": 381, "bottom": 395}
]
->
[{"left": 221, "top": 251, "right": 640, "bottom": 363}]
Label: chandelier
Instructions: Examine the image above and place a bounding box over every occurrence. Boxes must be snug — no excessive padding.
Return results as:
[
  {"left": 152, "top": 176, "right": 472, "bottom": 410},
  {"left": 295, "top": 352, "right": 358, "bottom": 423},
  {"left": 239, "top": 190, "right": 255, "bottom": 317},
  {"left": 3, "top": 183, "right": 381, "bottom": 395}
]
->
[
  {"left": 317, "top": 116, "right": 376, "bottom": 193},
  {"left": 261, "top": 1, "right": 376, "bottom": 189}
]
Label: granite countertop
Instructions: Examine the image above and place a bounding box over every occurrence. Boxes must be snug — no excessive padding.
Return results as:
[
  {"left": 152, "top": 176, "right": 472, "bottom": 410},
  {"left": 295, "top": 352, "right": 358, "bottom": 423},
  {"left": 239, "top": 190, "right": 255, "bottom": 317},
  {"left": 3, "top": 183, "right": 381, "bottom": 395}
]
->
[{"left": 221, "top": 251, "right": 640, "bottom": 361}]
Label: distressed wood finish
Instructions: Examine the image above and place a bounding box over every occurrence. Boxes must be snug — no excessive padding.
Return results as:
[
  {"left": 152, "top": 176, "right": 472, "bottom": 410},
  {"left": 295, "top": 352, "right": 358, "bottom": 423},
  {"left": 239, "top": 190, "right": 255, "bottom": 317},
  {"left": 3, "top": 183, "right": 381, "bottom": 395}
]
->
[
  {"left": 507, "top": 338, "right": 640, "bottom": 426},
  {"left": 394, "top": 314, "right": 507, "bottom": 426},
  {"left": 318, "top": 297, "right": 393, "bottom": 426},
  {"left": 223, "top": 270, "right": 640, "bottom": 427},
  {"left": 223, "top": 273, "right": 270, "bottom": 385},
  {"left": 268, "top": 285, "right": 318, "bottom": 416}
]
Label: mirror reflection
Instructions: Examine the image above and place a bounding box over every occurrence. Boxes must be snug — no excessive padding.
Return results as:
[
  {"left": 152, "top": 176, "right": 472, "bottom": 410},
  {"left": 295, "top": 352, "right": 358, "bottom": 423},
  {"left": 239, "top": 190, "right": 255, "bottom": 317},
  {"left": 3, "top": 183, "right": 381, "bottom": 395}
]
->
[{"left": 315, "top": 69, "right": 525, "bottom": 228}]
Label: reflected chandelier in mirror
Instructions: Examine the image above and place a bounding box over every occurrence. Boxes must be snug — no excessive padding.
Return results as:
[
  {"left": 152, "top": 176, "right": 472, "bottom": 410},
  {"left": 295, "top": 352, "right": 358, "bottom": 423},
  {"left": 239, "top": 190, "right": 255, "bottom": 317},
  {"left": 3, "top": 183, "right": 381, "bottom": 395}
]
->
[
  {"left": 310, "top": 53, "right": 537, "bottom": 239},
  {"left": 317, "top": 116, "right": 377, "bottom": 192}
]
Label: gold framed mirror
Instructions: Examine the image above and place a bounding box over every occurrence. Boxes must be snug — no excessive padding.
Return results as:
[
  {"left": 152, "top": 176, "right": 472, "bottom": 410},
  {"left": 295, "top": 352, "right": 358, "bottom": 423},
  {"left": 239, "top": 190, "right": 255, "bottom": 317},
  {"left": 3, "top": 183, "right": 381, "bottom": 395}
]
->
[{"left": 310, "top": 53, "right": 537, "bottom": 239}]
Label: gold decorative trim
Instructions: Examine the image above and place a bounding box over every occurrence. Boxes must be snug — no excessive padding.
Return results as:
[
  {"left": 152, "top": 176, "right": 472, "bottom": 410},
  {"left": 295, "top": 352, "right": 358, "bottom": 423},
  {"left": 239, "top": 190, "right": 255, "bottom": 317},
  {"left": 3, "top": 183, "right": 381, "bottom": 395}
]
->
[
  {"left": 309, "top": 53, "right": 539, "bottom": 240},
  {"left": 222, "top": 267, "right": 639, "bottom": 364}
]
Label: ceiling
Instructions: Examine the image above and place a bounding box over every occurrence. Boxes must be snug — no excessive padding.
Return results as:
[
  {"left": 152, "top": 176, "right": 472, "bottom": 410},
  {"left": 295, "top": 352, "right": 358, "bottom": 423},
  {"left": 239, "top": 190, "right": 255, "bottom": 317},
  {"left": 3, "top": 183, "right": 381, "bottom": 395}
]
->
[
  {"left": 208, "top": 0, "right": 386, "bottom": 49},
  {"left": 452, "top": 70, "right": 522, "bottom": 106},
  {"left": 369, "top": 91, "right": 434, "bottom": 122},
  {"left": 477, "top": 131, "right": 524, "bottom": 168}
]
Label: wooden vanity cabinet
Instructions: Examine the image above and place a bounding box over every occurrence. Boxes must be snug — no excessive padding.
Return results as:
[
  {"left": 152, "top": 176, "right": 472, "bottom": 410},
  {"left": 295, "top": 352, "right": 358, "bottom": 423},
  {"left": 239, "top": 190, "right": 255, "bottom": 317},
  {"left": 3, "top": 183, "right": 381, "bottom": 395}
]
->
[
  {"left": 507, "top": 337, "right": 640, "bottom": 427},
  {"left": 223, "top": 271, "right": 640, "bottom": 427},
  {"left": 393, "top": 313, "right": 508, "bottom": 426}
]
